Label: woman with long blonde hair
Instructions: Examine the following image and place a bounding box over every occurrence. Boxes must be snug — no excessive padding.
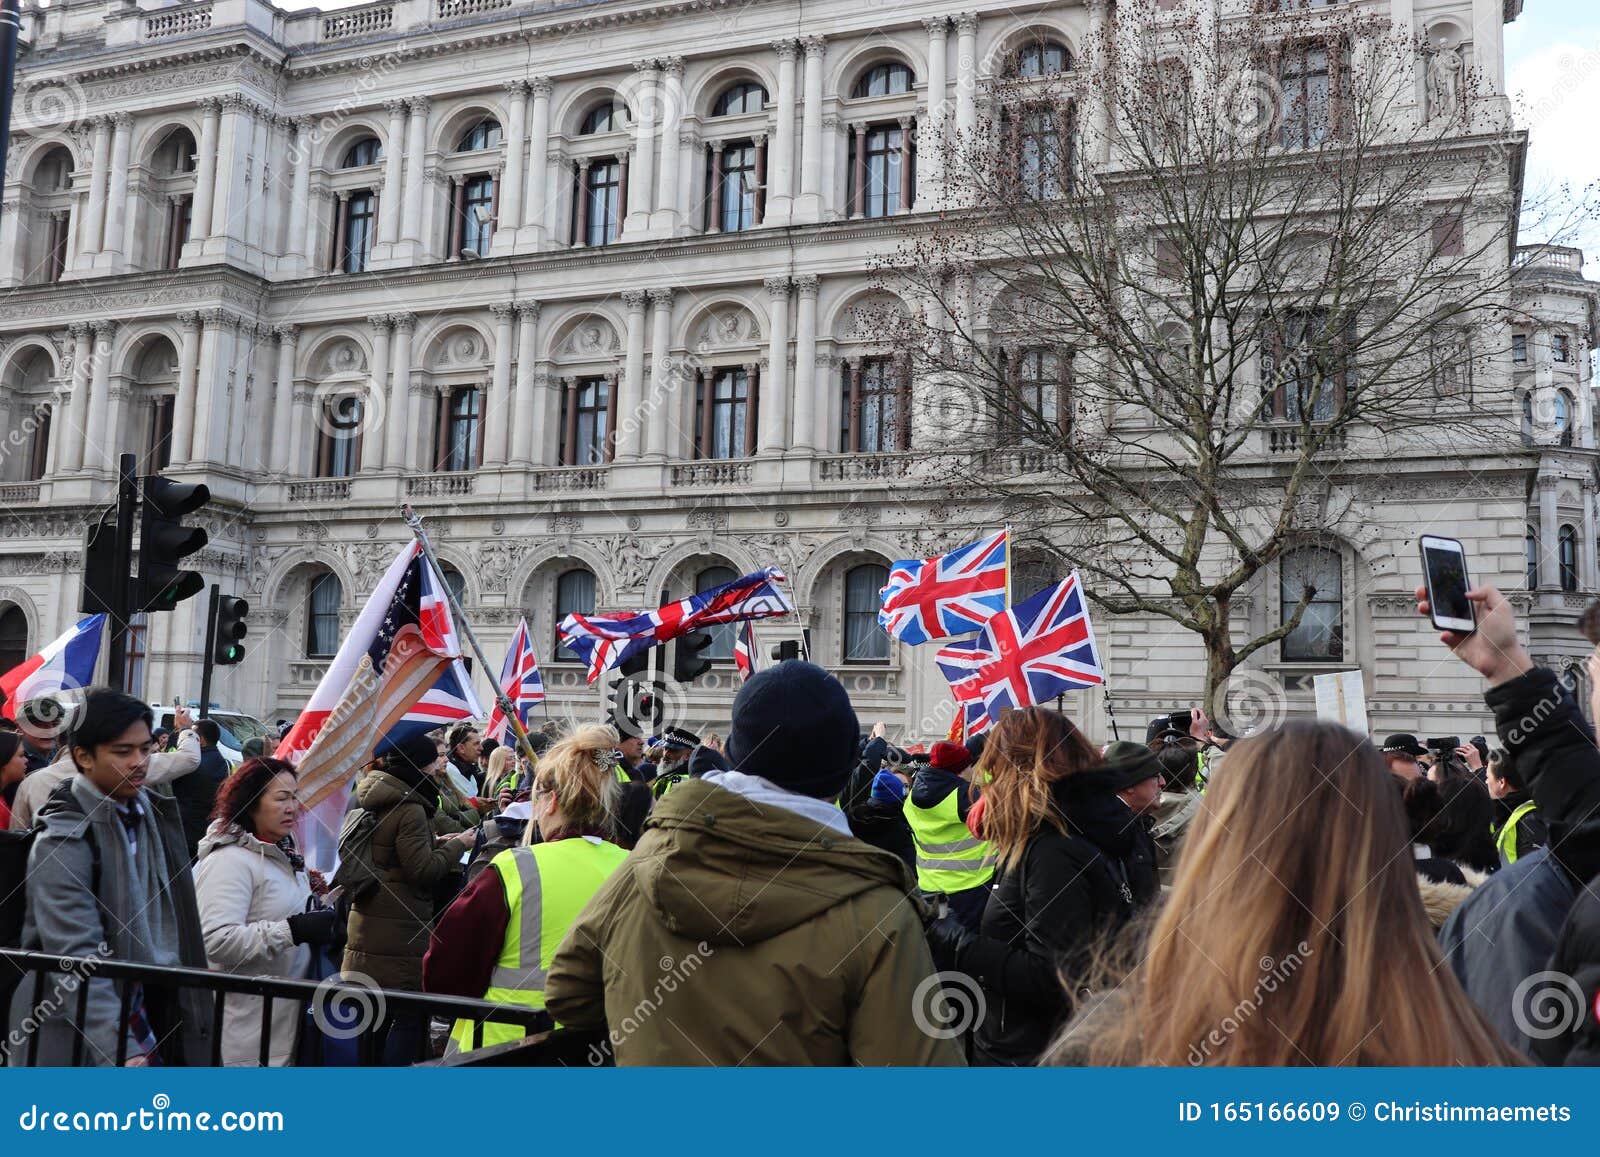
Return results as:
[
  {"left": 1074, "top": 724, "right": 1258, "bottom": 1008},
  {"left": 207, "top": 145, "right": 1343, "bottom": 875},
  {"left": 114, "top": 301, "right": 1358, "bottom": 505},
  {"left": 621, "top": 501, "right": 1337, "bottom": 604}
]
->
[
  {"left": 1051, "top": 720, "right": 1524, "bottom": 1066},
  {"left": 926, "top": 706, "right": 1157, "bottom": 1066},
  {"left": 424, "top": 724, "right": 628, "bottom": 1055}
]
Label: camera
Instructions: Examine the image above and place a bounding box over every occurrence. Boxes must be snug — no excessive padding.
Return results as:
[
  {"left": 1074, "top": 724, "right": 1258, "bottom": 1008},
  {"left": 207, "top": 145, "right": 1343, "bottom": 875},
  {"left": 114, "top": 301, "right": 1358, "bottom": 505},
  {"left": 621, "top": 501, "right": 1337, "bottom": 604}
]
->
[{"left": 1424, "top": 736, "right": 1460, "bottom": 757}]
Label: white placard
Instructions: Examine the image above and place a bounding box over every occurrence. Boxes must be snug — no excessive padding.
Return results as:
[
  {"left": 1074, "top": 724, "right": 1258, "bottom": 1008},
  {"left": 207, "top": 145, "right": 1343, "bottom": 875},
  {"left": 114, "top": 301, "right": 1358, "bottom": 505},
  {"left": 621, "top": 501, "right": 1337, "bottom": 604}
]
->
[{"left": 1313, "top": 670, "right": 1368, "bottom": 734}]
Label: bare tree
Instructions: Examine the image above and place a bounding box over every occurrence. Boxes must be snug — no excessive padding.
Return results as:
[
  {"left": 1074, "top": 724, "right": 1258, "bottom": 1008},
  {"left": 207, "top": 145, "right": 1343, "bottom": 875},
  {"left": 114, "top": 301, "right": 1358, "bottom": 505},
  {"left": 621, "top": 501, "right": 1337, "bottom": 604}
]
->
[{"left": 869, "top": 0, "right": 1586, "bottom": 712}]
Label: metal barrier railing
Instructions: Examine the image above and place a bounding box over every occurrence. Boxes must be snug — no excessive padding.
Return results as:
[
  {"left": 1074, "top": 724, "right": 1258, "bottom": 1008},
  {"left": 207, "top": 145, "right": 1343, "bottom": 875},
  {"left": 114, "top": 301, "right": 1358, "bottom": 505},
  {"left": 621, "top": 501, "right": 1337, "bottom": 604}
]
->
[{"left": 1, "top": 949, "right": 557, "bottom": 1067}]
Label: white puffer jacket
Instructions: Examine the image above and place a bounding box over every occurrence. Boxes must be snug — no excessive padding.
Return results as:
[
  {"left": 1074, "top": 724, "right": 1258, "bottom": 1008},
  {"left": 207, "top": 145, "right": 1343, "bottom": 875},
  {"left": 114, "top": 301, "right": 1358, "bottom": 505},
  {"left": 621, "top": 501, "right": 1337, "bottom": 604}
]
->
[{"left": 194, "top": 820, "right": 313, "bottom": 1065}]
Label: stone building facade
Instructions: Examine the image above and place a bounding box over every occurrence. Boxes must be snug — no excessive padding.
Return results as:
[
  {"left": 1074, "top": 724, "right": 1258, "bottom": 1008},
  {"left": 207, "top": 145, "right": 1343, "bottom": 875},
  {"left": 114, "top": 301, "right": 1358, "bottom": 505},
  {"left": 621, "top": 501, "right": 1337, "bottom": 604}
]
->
[{"left": 0, "top": 0, "right": 1595, "bottom": 744}]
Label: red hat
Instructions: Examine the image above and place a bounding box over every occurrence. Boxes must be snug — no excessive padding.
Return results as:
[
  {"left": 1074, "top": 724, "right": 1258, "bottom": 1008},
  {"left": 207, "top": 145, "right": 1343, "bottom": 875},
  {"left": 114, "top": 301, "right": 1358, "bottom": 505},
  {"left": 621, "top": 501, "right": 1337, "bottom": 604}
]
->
[{"left": 929, "top": 741, "right": 973, "bottom": 774}]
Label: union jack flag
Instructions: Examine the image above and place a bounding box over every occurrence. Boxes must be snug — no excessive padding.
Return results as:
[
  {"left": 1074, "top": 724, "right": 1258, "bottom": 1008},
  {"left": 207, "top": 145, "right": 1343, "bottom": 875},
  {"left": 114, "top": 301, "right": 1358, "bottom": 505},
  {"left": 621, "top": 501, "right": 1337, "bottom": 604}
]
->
[
  {"left": 486, "top": 617, "right": 545, "bottom": 742},
  {"left": 559, "top": 566, "right": 794, "bottom": 684},
  {"left": 879, "top": 529, "right": 1009, "bottom": 646},
  {"left": 733, "top": 620, "right": 758, "bottom": 682},
  {"left": 935, "top": 571, "right": 1105, "bottom": 732}
]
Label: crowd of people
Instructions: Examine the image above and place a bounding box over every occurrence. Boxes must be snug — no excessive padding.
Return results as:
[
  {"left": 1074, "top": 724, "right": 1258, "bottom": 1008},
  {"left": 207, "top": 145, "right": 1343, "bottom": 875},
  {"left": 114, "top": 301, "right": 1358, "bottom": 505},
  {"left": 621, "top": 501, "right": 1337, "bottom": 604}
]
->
[{"left": 3, "top": 581, "right": 1599, "bottom": 1067}]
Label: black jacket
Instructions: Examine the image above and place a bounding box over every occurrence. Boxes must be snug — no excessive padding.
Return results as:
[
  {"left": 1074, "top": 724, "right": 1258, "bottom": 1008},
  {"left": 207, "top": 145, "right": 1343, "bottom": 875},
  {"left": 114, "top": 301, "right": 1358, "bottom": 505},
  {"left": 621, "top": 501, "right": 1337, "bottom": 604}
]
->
[
  {"left": 1493, "top": 791, "right": 1548, "bottom": 861},
  {"left": 935, "top": 769, "right": 1155, "bottom": 1067},
  {"left": 838, "top": 763, "right": 914, "bottom": 869},
  {"left": 171, "top": 745, "right": 228, "bottom": 857},
  {"left": 1486, "top": 667, "right": 1600, "bottom": 1063}
]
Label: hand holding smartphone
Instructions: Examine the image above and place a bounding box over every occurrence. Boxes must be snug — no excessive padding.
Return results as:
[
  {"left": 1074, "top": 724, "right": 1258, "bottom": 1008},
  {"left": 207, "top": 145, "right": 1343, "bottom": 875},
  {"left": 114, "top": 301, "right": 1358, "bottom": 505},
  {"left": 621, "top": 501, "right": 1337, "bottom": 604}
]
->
[{"left": 1419, "top": 535, "right": 1475, "bottom": 635}]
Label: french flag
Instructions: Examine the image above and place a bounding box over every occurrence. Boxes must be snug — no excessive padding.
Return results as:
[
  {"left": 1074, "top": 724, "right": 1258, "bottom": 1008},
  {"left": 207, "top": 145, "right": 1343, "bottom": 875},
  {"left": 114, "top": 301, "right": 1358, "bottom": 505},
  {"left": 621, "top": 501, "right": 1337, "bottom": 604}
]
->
[{"left": 0, "top": 615, "right": 107, "bottom": 722}]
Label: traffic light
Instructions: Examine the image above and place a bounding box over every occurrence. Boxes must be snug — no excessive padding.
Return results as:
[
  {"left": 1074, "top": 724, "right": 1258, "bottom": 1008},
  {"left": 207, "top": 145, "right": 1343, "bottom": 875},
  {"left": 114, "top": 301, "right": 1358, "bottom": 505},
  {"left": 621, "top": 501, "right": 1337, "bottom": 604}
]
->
[
  {"left": 673, "top": 631, "right": 714, "bottom": 683},
  {"left": 213, "top": 595, "right": 249, "bottom": 666},
  {"left": 769, "top": 640, "right": 801, "bottom": 663},
  {"left": 135, "top": 476, "right": 209, "bottom": 613}
]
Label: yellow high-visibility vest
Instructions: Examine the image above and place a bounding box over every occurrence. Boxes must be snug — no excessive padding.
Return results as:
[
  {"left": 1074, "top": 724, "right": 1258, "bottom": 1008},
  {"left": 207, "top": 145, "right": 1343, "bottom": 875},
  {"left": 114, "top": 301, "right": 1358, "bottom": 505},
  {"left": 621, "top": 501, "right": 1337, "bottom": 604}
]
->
[
  {"left": 446, "top": 836, "right": 628, "bottom": 1055},
  {"left": 903, "top": 786, "right": 995, "bottom": 895},
  {"left": 1494, "top": 800, "right": 1539, "bottom": 866}
]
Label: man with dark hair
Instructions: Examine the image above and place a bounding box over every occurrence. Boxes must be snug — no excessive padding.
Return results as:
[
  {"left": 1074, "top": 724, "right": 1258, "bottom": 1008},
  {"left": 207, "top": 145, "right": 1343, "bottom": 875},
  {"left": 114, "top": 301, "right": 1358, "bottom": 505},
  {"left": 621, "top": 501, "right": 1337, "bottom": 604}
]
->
[
  {"left": 172, "top": 717, "right": 229, "bottom": 857},
  {"left": 6, "top": 688, "right": 212, "bottom": 1065},
  {"left": 1486, "top": 749, "right": 1548, "bottom": 866},
  {"left": 444, "top": 724, "right": 482, "bottom": 795}
]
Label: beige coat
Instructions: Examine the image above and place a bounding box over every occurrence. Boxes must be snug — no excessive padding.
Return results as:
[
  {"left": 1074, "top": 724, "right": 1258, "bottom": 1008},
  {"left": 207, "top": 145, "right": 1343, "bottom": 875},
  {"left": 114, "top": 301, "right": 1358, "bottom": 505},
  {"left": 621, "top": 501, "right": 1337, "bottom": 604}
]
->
[{"left": 193, "top": 821, "right": 313, "bottom": 1065}]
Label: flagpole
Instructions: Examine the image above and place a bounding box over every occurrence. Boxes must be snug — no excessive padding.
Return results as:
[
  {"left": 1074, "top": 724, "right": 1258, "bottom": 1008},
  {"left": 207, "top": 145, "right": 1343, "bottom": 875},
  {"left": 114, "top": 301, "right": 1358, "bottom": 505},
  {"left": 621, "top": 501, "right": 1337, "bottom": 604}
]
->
[
  {"left": 402, "top": 505, "right": 539, "bottom": 766},
  {"left": 1103, "top": 683, "right": 1122, "bottom": 742}
]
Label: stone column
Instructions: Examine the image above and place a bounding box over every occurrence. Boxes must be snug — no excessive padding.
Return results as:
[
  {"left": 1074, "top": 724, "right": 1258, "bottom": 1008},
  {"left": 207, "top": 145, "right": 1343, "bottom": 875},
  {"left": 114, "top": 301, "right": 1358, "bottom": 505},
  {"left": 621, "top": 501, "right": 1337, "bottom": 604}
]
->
[
  {"left": 955, "top": 13, "right": 979, "bottom": 136},
  {"left": 624, "top": 61, "right": 658, "bottom": 233},
  {"left": 498, "top": 81, "right": 529, "bottom": 241},
  {"left": 645, "top": 288, "right": 675, "bottom": 459},
  {"left": 81, "top": 116, "right": 112, "bottom": 255},
  {"left": 401, "top": 97, "right": 430, "bottom": 247},
  {"left": 208, "top": 96, "right": 248, "bottom": 244},
  {"left": 760, "top": 278, "right": 791, "bottom": 454},
  {"left": 486, "top": 303, "right": 516, "bottom": 466},
  {"left": 796, "top": 37, "right": 826, "bottom": 221},
  {"left": 651, "top": 58, "right": 685, "bottom": 231},
  {"left": 767, "top": 40, "right": 798, "bottom": 225},
  {"left": 512, "top": 301, "right": 542, "bottom": 464},
  {"left": 190, "top": 311, "right": 230, "bottom": 464},
  {"left": 742, "top": 361, "right": 760, "bottom": 457},
  {"left": 1585, "top": 483, "right": 1599, "bottom": 591},
  {"left": 923, "top": 18, "right": 948, "bottom": 207},
  {"left": 573, "top": 159, "right": 592, "bottom": 246},
  {"left": 1538, "top": 476, "right": 1559, "bottom": 588},
  {"left": 897, "top": 116, "right": 915, "bottom": 212},
  {"left": 849, "top": 124, "right": 867, "bottom": 218},
  {"left": 616, "top": 290, "right": 649, "bottom": 460},
  {"left": 84, "top": 320, "right": 117, "bottom": 471},
  {"left": 45, "top": 386, "right": 69, "bottom": 476},
  {"left": 168, "top": 313, "right": 200, "bottom": 466},
  {"left": 363, "top": 314, "right": 392, "bottom": 470},
  {"left": 523, "top": 78, "right": 552, "bottom": 239},
  {"left": 379, "top": 313, "right": 414, "bottom": 472},
  {"left": 63, "top": 323, "right": 93, "bottom": 472},
  {"left": 288, "top": 386, "right": 313, "bottom": 478},
  {"left": 706, "top": 140, "right": 724, "bottom": 233},
  {"left": 285, "top": 117, "right": 313, "bottom": 265},
  {"left": 270, "top": 324, "right": 299, "bottom": 474},
  {"left": 99, "top": 112, "right": 134, "bottom": 260},
  {"left": 189, "top": 99, "right": 222, "bottom": 247},
  {"left": 847, "top": 358, "right": 863, "bottom": 453},
  {"left": 791, "top": 275, "right": 820, "bottom": 452},
  {"left": 377, "top": 100, "right": 408, "bottom": 248}
]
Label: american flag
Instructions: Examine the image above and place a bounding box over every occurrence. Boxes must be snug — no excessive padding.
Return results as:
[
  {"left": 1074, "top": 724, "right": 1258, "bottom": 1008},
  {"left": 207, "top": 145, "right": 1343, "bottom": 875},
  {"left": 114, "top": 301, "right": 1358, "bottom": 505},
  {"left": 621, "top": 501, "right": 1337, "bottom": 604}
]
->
[
  {"left": 560, "top": 566, "right": 794, "bottom": 684},
  {"left": 879, "top": 529, "right": 1009, "bottom": 646},
  {"left": 733, "top": 619, "right": 758, "bottom": 682},
  {"left": 486, "top": 617, "right": 545, "bottom": 742},
  {"left": 935, "top": 571, "right": 1104, "bottom": 732}
]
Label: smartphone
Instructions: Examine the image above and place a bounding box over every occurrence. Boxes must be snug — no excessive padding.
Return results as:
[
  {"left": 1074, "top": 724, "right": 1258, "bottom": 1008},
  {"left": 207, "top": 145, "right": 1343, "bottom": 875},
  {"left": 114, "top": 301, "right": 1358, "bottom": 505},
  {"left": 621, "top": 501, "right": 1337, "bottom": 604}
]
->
[{"left": 1419, "top": 535, "right": 1475, "bottom": 634}]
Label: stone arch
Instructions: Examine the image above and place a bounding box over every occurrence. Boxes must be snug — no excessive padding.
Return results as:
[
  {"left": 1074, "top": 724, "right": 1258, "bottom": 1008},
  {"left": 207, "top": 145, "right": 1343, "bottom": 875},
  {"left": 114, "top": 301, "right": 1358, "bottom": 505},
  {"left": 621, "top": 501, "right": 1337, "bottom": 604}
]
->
[
  {"left": 1423, "top": 17, "right": 1470, "bottom": 50},
  {"left": 795, "top": 534, "right": 902, "bottom": 607},
  {"left": 430, "top": 546, "right": 477, "bottom": 606},
  {"left": 0, "top": 335, "right": 62, "bottom": 384},
  {"left": 822, "top": 287, "right": 911, "bottom": 344},
  {"left": 15, "top": 135, "right": 81, "bottom": 185},
  {"left": 268, "top": 554, "right": 356, "bottom": 665},
  {"left": 692, "top": 63, "right": 779, "bottom": 120},
  {"left": 645, "top": 539, "right": 759, "bottom": 601},
  {"left": 802, "top": 540, "right": 899, "bottom": 667},
  {"left": 134, "top": 116, "right": 202, "bottom": 169},
  {"left": 0, "top": 588, "right": 42, "bottom": 656},
  {"left": 419, "top": 320, "right": 495, "bottom": 373},
  {"left": 544, "top": 309, "right": 624, "bottom": 365},
  {"left": 298, "top": 328, "right": 372, "bottom": 382},
  {"left": 555, "top": 85, "right": 632, "bottom": 139},
  {"left": 263, "top": 550, "right": 358, "bottom": 611},
  {"left": 112, "top": 323, "right": 183, "bottom": 377},
  {"left": 509, "top": 539, "right": 615, "bottom": 613},
  {"left": 830, "top": 42, "right": 923, "bottom": 99},
  {"left": 678, "top": 297, "right": 765, "bottom": 355},
  {"left": 314, "top": 117, "right": 391, "bottom": 176},
  {"left": 978, "top": 19, "right": 1080, "bottom": 80},
  {"left": 433, "top": 100, "right": 506, "bottom": 156}
]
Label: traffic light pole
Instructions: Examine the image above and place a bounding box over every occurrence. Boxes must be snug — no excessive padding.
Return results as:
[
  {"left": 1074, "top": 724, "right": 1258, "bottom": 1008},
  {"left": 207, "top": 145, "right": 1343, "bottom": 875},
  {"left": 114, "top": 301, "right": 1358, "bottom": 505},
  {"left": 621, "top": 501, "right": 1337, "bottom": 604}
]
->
[
  {"left": 104, "top": 454, "right": 138, "bottom": 692},
  {"left": 198, "top": 583, "right": 219, "bottom": 721}
]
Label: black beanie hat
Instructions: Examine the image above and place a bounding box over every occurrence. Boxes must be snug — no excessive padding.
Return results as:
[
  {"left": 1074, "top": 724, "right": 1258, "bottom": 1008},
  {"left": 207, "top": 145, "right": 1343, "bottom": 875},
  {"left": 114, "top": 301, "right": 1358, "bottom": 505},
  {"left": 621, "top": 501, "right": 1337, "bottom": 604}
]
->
[
  {"left": 726, "top": 661, "right": 860, "bottom": 799},
  {"left": 388, "top": 732, "right": 441, "bottom": 776},
  {"left": 1099, "top": 741, "right": 1164, "bottom": 793}
]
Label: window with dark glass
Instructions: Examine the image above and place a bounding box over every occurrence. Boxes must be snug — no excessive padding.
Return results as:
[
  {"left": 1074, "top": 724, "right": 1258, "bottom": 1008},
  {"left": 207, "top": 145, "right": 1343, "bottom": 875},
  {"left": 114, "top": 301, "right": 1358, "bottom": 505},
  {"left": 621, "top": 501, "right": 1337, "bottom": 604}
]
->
[
  {"left": 318, "top": 395, "right": 362, "bottom": 477},
  {"left": 0, "top": 607, "right": 26, "bottom": 690},
  {"left": 554, "top": 568, "right": 596, "bottom": 660},
  {"left": 712, "top": 82, "right": 767, "bottom": 116},
  {"left": 1280, "top": 547, "right": 1343, "bottom": 662},
  {"left": 848, "top": 123, "right": 911, "bottom": 218},
  {"left": 1521, "top": 391, "right": 1535, "bottom": 443},
  {"left": 1264, "top": 310, "right": 1343, "bottom": 422},
  {"left": 560, "top": 376, "right": 612, "bottom": 465},
  {"left": 1011, "top": 557, "right": 1058, "bottom": 604},
  {"left": 583, "top": 159, "right": 621, "bottom": 247},
  {"left": 710, "top": 142, "right": 758, "bottom": 232},
  {"left": 1527, "top": 527, "right": 1539, "bottom": 589},
  {"left": 1557, "top": 390, "right": 1573, "bottom": 446},
  {"left": 342, "top": 190, "right": 376, "bottom": 273},
  {"left": 1011, "top": 39, "right": 1071, "bottom": 78},
  {"left": 440, "top": 387, "right": 482, "bottom": 471},
  {"left": 580, "top": 100, "right": 627, "bottom": 135},
  {"left": 852, "top": 62, "right": 913, "bottom": 98},
  {"left": 342, "top": 137, "right": 383, "bottom": 168},
  {"left": 456, "top": 118, "right": 503, "bottom": 152},
  {"left": 306, "top": 573, "right": 342, "bottom": 659},
  {"left": 696, "top": 566, "right": 738, "bottom": 660},
  {"left": 1512, "top": 333, "right": 1528, "bottom": 363},
  {"left": 696, "top": 367, "right": 751, "bottom": 459},
  {"left": 1009, "top": 347, "right": 1066, "bottom": 439},
  {"left": 845, "top": 564, "right": 891, "bottom": 662},
  {"left": 840, "top": 357, "right": 908, "bottom": 453},
  {"left": 1553, "top": 333, "right": 1571, "bottom": 363},
  {"left": 1560, "top": 525, "right": 1579, "bottom": 591},
  {"left": 440, "top": 566, "right": 468, "bottom": 608},
  {"left": 1278, "top": 43, "right": 1341, "bottom": 149},
  {"left": 162, "top": 196, "right": 193, "bottom": 271},
  {"left": 460, "top": 173, "right": 496, "bottom": 255},
  {"left": 25, "top": 402, "right": 50, "bottom": 482},
  {"left": 1003, "top": 104, "right": 1070, "bottom": 199},
  {"left": 148, "top": 395, "right": 174, "bottom": 472}
]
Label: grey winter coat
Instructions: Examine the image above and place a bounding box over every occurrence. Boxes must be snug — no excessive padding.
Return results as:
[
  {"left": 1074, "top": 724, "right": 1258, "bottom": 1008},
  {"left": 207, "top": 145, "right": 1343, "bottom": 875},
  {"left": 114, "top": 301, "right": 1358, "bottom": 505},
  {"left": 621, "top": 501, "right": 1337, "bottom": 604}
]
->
[{"left": 6, "top": 775, "right": 213, "bottom": 1066}]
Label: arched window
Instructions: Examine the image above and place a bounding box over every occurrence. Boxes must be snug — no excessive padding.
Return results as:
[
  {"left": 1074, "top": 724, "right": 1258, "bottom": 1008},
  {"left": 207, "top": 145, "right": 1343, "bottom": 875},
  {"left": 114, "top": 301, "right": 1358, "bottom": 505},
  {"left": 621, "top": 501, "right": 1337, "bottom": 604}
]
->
[
  {"left": 29, "top": 146, "right": 73, "bottom": 284},
  {"left": 1527, "top": 526, "right": 1540, "bottom": 590},
  {"left": 1279, "top": 546, "right": 1343, "bottom": 662},
  {"left": 580, "top": 100, "right": 627, "bottom": 135},
  {"left": 154, "top": 127, "right": 197, "bottom": 175},
  {"left": 712, "top": 81, "right": 767, "bottom": 116},
  {"left": 456, "top": 118, "right": 503, "bottom": 152},
  {"left": 1559, "top": 524, "right": 1579, "bottom": 591},
  {"left": 554, "top": 568, "right": 597, "bottom": 660},
  {"left": 0, "top": 606, "right": 28, "bottom": 698},
  {"left": 341, "top": 136, "right": 383, "bottom": 168},
  {"left": 852, "top": 61, "right": 913, "bottom": 98},
  {"left": 1010, "top": 38, "right": 1071, "bottom": 78},
  {"left": 317, "top": 395, "right": 363, "bottom": 477},
  {"left": 1557, "top": 390, "right": 1574, "bottom": 446},
  {"left": 439, "top": 565, "right": 467, "bottom": 608},
  {"left": 306, "top": 573, "right": 343, "bottom": 659},
  {"left": 845, "top": 563, "right": 890, "bottom": 662},
  {"left": 696, "top": 566, "right": 738, "bottom": 660},
  {"left": 1011, "top": 557, "right": 1059, "bottom": 604}
]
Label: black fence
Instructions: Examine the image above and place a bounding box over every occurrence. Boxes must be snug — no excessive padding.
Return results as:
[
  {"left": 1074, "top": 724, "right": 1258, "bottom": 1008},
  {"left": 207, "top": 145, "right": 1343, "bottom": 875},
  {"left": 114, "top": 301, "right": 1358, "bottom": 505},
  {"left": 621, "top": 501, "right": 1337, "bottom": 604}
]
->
[{"left": 0, "top": 948, "right": 602, "bottom": 1067}]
